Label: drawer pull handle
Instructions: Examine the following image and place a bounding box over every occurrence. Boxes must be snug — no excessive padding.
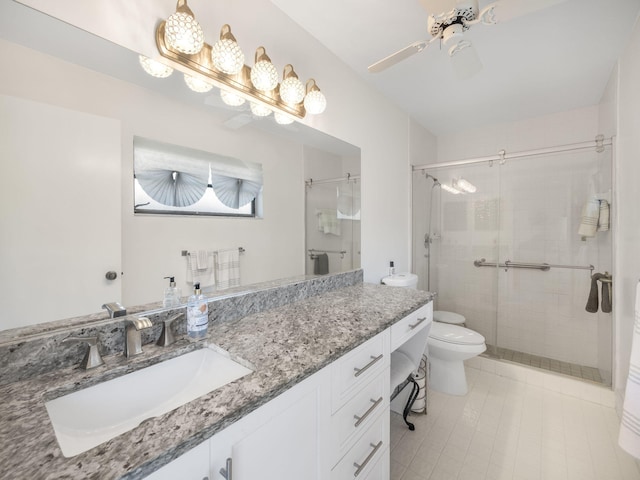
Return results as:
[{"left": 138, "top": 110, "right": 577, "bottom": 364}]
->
[
  {"left": 353, "top": 354, "right": 383, "bottom": 378},
  {"left": 353, "top": 441, "right": 383, "bottom": 477},
  {"left": 409, "top": 317, "right": 427, "bottom": 329},
  {"left": 354, "top": 397, "right": 383, "bottom": 427},
  {"left": 219, "top": 457, "right": 232, "bottom": 480}
]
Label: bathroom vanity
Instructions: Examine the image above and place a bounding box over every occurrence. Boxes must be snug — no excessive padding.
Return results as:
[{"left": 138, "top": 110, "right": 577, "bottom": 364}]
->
[{"left": 0, "top": 274, "right": 432, "bottom": 479}]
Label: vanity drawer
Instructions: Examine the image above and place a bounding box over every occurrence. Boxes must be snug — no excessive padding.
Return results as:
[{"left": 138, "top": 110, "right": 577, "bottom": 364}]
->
[
  {"left": 330, "top": 367, "right": 390, "bottom": 465},
  {"left": 390, "top": 302, "right": 432, "bottom": 352},
  {"left": 331, "top": 330, "right": 390, "bottom": 413},
  {"left": 331, "top": 409, "right": 389, "bottom": 480}
]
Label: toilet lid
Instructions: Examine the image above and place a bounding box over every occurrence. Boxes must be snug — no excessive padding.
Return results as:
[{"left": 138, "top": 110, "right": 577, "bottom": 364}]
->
[
  {"left": 433, "top": 310, "right": 466, "bottom": 325},
  {"left": 429, "top": 322, "right": 485, "bottom": 346}
]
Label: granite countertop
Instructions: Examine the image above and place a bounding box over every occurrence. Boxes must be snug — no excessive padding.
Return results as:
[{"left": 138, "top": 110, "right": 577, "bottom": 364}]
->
[{"left": 0, "top": 283, "right": 432, "bottom": 480}]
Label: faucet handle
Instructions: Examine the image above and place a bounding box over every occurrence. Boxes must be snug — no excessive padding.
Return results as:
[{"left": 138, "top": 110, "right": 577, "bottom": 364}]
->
[
  {"left": 157, "top": 313, "right": 184, "bottom": 347},
  {"left": 102, "top": 302, "right": 127, "bottom": 318},
  {"left": 63, "top": 336, "right": 105, "bottom": 369},
  {"left": 127, "top": 316, "right": 153, "bottom": 330}
]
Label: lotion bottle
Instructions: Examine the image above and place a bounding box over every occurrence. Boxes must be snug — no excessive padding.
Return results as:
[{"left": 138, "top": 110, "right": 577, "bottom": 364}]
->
[
  {"left": 187, "top": 282, "right": 208, "bottom": 340},
  {"left": 163, "top": 276, "right": 182, "bottom": 308}
]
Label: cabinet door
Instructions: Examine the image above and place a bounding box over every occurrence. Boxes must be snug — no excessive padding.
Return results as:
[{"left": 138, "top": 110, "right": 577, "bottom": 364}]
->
[{"left": 144, "top": 440, "right": 210, "bottom": 480}]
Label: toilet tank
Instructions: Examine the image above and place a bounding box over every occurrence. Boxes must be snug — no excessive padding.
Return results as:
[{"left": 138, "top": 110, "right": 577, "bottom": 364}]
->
[{"left": 381, "top": 273, "right": 418, "bottom": 289}]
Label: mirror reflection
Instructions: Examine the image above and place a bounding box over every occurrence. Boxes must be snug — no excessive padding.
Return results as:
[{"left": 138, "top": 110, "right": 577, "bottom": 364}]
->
[{"left": 0, "top": 1, "right": 360, "bottom": 332}]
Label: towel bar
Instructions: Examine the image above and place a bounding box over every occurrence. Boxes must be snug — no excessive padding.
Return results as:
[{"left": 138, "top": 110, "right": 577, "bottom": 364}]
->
[
  {"left": 182, "top": 247, "right": 245, "bottom": 256},
  {"left": 474, "top": 258, "right": 594, "bottom": 272}
]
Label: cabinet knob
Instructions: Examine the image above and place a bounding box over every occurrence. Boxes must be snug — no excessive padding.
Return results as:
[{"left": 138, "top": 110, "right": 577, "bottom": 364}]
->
[{"left": 105, "top": 270, "right": 118, "bottom": 280}]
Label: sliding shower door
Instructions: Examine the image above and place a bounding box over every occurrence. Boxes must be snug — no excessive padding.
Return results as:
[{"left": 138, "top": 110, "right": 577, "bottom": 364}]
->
[{"left": 305, "top": 179, "right": 361, "bottom": 275}]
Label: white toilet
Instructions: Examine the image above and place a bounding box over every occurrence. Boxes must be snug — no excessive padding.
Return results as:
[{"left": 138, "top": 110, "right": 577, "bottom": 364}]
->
[
  {"left": 433, "top": 310, "right": 466, "bottom": 326},
  {"left": 427, "top": 322, "right": 486, "bottom": 396}
]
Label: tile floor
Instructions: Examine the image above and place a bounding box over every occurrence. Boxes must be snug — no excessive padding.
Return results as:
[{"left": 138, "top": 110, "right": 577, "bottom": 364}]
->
[
  {"left": 390, "top": 365, "right": 640, "bottom": 480},
  {"left": 486, "top": 346, "right": 604, "bottom": 384}
]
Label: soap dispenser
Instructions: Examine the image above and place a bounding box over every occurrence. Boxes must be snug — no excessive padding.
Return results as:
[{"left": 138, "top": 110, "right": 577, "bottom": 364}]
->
[
  {"left": 186, "top": 282, "right": 208, "bottom": 340},
  {"left": 163, "top": 276, "right": 182, "bottom": 308}
]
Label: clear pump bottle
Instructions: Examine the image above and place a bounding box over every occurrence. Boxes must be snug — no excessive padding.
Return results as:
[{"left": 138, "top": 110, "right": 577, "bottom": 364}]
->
[
  {"left": 163, "top": 276, "right": 182, "bottom": 308},
  {"left": 186, "top": 282, "right": 208, "bottom": 340}
]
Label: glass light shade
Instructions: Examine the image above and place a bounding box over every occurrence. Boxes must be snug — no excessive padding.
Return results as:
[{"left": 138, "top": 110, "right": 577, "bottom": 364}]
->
[
  {"left": 184, "top": 74, "right": 214, "bottom": 93},
  {"left": 279, "top": 76, "right": 305, "bottom": 106},
  {"left": 440, "top": 183, "right": 461, "bottom": 194},
  {"left": 138, "top": 55, "right": 174, "bottom": 78},
  {"left": 456, "top": 178, "right": 477, "bottom": 193},
  {"left": 250, "top": 60, "right": 279, "bottom": 92},
  {"left": 212, "top": 38, "right": 245, "bottom": 75},
  {"left": 220, "top": 89, "right": 246, "bottom": 107},
  {"left": 303, "top": 90, "right": 327, "bottom": 115},
  {"left": 274, "top": 112, "right": 294, "bottom": 125},
  {"left": 249, "top": 102, "right": 272, "bottom": 117},
  {"left": 164, "top": 10, "right": 204, "bottom": 54}
]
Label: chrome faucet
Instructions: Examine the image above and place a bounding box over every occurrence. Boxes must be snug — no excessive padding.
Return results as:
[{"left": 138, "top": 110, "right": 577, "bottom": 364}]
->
[
  {"left": 63, "top": 336, "right": 105, "bottom": 369},
  {"left": 102, "top": 302, "right": 127, "bottom": 318},
  {"left": 124, "top": 317, "right": 153, "bottom": 357},
  {"left": 156, "top": 313, "right": 184, "bottom": 347}
]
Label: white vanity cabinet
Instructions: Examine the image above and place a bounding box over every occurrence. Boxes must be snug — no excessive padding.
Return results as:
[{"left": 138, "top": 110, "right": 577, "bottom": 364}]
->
[{"left": 143, "top": 440, "right": 210, "bottom": 480}]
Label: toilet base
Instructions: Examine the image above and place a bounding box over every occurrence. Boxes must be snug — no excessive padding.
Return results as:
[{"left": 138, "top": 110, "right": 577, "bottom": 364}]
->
[{"left": 428, "top": 356, "right": 469, "bottom": 396}]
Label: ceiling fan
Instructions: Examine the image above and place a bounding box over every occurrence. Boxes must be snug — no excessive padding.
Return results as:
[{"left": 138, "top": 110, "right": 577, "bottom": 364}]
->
[{"left": 368, "top": 0, "right": 568, "bottom": 79}]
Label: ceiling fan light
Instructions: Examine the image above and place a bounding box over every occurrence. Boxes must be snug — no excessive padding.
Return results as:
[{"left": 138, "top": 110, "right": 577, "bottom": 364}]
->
[
  {"left": 249, "top": 102, "right": 272, "bottom": 117},
  {"left": 164, "top": 0, "right": 204, "bottom": 55},
  {"left": 274, "top": 112, "right": 295, "bottom": 125},
  {"left": 184, "top": 73, "right": 214, "bottom": 93},
  {"left": 279, "top": 64, "right": 305, "bottom": 106},
  {"left": 211, "top": 25, "right": 245, "bottom": 75},
  {"left": 220, "top": 89, "right": 246, "bottom": 107},
  {"left": 303, "top": 79, "right": 326, "bottom": 115},
  {"left": 250, "top": 47, "right": 279, "bottom": 92},
  {"left": 138, "top": 55, "right": 174, "bottom": 78}
]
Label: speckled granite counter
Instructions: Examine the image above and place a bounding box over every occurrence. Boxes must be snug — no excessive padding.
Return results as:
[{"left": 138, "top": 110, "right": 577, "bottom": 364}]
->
[{"left": 0, "top": 283, "right": 432, "bottom": 480}]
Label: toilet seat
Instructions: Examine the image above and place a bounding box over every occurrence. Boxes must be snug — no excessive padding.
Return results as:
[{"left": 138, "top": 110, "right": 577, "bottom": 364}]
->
[
  {"left": 433, "top": 311, "right": 466, "bottom": 325},
  {"left": 429, "top": 322, "right": 485, "bottom": 346}
]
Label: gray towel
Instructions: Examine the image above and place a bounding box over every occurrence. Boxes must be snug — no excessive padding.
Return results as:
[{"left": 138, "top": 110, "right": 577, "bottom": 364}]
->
[
  {"left": 586, "top": 273, "right": 605, "bottom": 313},
  {"left": 314, "top": 253, "right": 329, "bottom": 275},
  {"left": 601, "top": 281, "right": 612, "bottom": 313}
]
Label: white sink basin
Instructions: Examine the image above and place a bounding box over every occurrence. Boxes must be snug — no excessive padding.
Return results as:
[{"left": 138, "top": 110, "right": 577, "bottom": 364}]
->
[{"left": 45, "top": 347, "right": 253, "bottom": 457}]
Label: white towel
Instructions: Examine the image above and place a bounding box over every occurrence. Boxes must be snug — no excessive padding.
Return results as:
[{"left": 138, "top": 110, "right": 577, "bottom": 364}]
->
[
  {"left": 597, "top": 199, "right": 610, "bottom": 232},
  {"left": 215, "top": 249, "right": 240, "bottom": 290},
  {"left": 316, "top": 208, "right": 341, "bottom": 236},
  {"left": 186, "top": 250, "right": 215, "bottom": 288},
  {"left": 619, "top": 281, "right": 640, "bottom": 459},
  {"left": 578, "top": 199, "right": 600, "bottom": 237}
]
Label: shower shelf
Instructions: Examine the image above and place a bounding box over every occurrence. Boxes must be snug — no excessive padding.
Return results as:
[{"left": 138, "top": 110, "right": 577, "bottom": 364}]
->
[{"left": 473, "top": 258, "right": 594, "bottom": 272}]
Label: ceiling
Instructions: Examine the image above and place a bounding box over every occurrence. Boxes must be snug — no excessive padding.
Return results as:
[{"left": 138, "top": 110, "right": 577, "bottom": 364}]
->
[{"left": 271, "top": 0, "right": 640, "bottom": 136}]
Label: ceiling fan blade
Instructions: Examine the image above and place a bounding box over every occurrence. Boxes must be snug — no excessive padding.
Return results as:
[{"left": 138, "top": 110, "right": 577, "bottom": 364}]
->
[
  {"left": 489, "top": 0, "right": 569, "bottom": 23},
  {"left": 368, "top": 40, "right": 430, "bottom": 73},
  {"left": 449, "top": 41, "right": 482, "bottom": 79}
]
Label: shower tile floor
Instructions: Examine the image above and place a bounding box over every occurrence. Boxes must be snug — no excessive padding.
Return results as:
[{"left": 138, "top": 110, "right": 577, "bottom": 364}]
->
[
  {"left": 484, "top": 345, "right": 604, "bottom": 384},
  {"left": 390, "top": 366, "right": 640, "bottom": 480}
]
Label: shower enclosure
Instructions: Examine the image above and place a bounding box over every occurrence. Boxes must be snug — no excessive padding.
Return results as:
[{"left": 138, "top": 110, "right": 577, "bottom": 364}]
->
[
  {"left": 413, "top": 139, "right": 613, "bottom": 386},
  {"left": 305, "top": 176, "right": 361, "bottom": 275}
]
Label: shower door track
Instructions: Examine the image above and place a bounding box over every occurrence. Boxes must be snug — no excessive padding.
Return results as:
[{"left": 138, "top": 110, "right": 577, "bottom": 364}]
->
[{"left": 412, "top": 136, "right": 613, "bottom": 171}]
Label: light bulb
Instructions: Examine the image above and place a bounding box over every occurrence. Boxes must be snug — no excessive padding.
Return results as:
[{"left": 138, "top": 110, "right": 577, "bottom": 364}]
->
[
  {"left": 274, "top": 112, "right": 294, "bottom": 125},
  {"left": 164, "top": 0, "right": 204, "bottom": 55},
  {"left": 138, "top": 55, "right": 173, "bottom": 78},
  {"left": 250, "top": 47, "right": 278, "bottom": 92},
  {"left": 250, "top": 102, "right": 272, "bottom": 117},
  {"left": 184, "top": 74, "right": 214, "bottom": 93},
  {"left": 220, "top": 89, "right": 246, "bottom": 107},
  {"left": 211, "top": 25, "right": 245, "bottom": 75},
  {"left": 279, "top": 65, "right": 305, "bottom": 106},
  {"left": 303, "top": 79, "right": 326, "bottom": 115}
]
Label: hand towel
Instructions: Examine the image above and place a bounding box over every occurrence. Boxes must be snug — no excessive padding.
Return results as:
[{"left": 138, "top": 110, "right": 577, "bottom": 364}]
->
[
  {"left": 597, "top": 199, "right": 610, "bottom": 232},
  {"left": 186, "top": 250, "right": 215, "bottom": 288},
  {"left": 586, "top": 273, "right": 604, "bottom": 313},
  {"left": 578, "top": 199, "right": 600, "bottom": 237},
  {"left": 196, "top": 250, "right": 209, "bottom": 269},
  {"left": 601, "top": 279, "right": 612, "bottom": 313},
  {"left": 313, "top": 253, "right": 329, "bottom": 275},
  {"left": 316, "top": 208, "right": 341, "bottom": 236},
  {"left": 618, "top": 282, "right": 640, "bottom": 459},
  {"left": 215, "top": 248, "right": 240, "bottom": 290}
]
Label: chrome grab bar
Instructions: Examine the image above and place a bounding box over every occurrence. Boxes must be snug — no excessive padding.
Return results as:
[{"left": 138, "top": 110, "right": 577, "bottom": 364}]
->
[{"left": 474, "top": 258, "right": 594, "bottom": 272}]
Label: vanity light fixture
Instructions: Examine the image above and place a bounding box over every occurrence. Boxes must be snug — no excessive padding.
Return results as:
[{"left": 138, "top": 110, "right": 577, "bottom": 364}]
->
[
  {"left": 138, "top": 55, "right": 174, "bottom": 78},
  {"left": 455, "top": 177, "right": 477, "bottom": 193},
  {"left": 184, "top": 73, "right": 214, "bottom": 93},
  {"left": 274, "top": 111, "right": 295, "bottom": 125},
  {"left": 150, "top": 1, "right": 327, "bottom": 124},
  {"left": 249, "top": 102, "right": 272, "bottom": 117}
]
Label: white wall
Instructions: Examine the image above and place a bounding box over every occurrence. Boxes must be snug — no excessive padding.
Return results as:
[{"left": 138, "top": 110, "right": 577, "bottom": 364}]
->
[{"left": 613, "top": 15, "right": 640, "bottom": 411}]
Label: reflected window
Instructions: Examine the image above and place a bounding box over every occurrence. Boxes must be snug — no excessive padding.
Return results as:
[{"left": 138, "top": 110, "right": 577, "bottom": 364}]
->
[{"left": 133, "top": 137, "right": 263, "bottom": 217}]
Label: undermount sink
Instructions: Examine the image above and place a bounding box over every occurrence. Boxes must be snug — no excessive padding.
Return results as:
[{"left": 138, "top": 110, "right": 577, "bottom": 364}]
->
[{"left": 45, "top": 346, "right": 253, "bottom": 457}]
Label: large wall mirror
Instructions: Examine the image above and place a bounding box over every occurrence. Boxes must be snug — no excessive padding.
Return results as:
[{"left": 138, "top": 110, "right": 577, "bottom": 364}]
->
[{"left": 0, "top": 1, "right": 360, "bottom": 332}]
